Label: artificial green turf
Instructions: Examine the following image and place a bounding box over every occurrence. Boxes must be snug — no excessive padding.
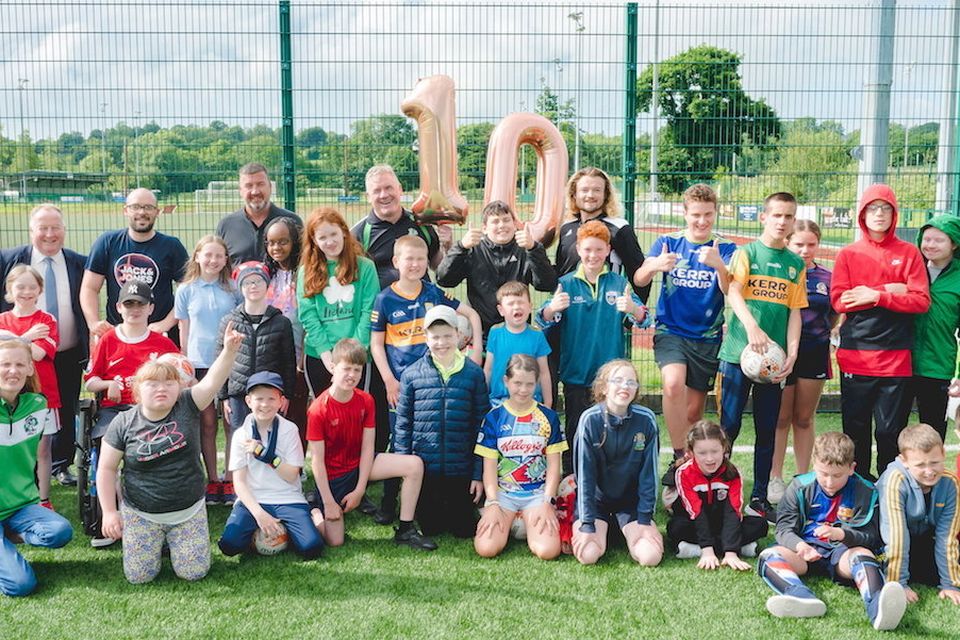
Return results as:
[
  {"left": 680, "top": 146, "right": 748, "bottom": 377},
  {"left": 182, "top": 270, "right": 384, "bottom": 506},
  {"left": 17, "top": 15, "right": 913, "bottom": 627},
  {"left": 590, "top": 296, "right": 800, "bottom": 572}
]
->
[{"left": 3, "top": 414, "right": 959, "bottom": 639}]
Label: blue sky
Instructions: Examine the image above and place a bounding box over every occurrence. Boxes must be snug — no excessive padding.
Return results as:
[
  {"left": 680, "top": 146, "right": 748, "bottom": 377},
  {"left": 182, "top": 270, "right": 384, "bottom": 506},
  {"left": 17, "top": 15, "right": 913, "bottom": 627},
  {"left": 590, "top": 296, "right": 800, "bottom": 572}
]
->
[{"left": 0, "top": 1, "right": 955, "bottom": 141}]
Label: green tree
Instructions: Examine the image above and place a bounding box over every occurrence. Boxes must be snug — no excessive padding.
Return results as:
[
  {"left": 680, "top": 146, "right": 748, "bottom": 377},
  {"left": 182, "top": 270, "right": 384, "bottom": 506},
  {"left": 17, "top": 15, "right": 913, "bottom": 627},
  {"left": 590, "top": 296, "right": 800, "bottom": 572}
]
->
[
  {"left": 637, "top": 45, "right": 781, "bottom": 194},
  {"left": 456, "top": 122, "right": 494, "bottom": 191},
  {"left": 764, "top": 119, "right": 855, "bottom": 202},
  {"left": 342, "top": 115, "right": 416, "bottom": 192}
]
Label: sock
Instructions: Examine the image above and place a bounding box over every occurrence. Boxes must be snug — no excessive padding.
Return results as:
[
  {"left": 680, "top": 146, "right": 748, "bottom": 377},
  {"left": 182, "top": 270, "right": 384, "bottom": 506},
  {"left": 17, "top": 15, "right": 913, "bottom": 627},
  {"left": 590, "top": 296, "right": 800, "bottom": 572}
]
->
[
  {"left": 849, "top": 553, "right": 885, "bottom": 608},
  {"left": 758, "top": 549, "right": 815, "bottom": 598},
  {"left": 397, "top": 520, "right": 414, "bottom": 534}
]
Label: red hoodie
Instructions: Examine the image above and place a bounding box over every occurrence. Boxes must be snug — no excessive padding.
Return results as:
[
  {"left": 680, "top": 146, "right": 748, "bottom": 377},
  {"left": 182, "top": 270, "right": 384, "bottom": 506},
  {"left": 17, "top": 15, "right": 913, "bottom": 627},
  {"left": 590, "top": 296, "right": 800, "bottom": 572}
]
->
[{"left": 830, "top": 183, "right": 930, "bottom": 376}]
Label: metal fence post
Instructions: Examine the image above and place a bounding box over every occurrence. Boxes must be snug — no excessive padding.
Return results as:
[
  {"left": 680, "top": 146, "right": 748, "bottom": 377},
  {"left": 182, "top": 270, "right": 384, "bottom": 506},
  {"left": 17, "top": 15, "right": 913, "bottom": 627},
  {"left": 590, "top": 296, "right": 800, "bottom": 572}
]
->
[
  {"left": 623, "top": 2, "right": 638, "bottom": 224},
  {"left": 278, "top": 0, "right": 296, "bottom": 211}
]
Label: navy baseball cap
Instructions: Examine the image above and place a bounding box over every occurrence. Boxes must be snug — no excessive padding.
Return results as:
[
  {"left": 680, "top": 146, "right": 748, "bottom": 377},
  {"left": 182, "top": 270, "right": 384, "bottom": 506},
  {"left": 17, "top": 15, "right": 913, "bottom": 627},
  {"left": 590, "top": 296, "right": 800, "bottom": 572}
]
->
[{"left": 245, "top": 371, "right": 284, "bottom": 394}]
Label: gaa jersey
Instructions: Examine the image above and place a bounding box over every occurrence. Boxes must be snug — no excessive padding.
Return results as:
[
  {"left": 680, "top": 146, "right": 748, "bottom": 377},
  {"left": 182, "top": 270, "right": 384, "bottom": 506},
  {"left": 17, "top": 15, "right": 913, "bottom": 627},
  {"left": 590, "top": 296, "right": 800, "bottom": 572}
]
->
[
  {"left": 84, "top": 327, "right": 179, "bottom": 407},
  {"left": 801, "top": 264, "right": 835, "bottom": 344},
  {"left": 648, "top": 231, "right": 738, "bottom": 342},
  {"left": 370, "top": 281, "right": 459, "bottom": 379},
  {"left": 718, "top": 241, "right": 808, "bottom": 364},
  {"left": 475, "top": 402, "right": 567, "bottom": 498},
  {"left": 0, "top": 392, "right": 57, "bottom": 520}
]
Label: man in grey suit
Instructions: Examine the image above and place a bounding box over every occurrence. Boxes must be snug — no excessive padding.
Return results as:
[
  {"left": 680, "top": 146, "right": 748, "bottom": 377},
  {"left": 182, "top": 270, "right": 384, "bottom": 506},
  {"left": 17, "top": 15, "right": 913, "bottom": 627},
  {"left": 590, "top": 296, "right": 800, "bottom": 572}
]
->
[{"left": 1, "top": 204, "right": 89, "bottom": 485}]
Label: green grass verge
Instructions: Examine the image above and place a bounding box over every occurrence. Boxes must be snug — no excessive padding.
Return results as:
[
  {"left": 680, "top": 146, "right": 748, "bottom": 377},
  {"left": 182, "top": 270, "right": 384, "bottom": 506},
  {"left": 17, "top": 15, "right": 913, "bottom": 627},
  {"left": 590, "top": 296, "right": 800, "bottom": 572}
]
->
[{"left": 3, "top": 413, "right": 958, "bottom": 638}]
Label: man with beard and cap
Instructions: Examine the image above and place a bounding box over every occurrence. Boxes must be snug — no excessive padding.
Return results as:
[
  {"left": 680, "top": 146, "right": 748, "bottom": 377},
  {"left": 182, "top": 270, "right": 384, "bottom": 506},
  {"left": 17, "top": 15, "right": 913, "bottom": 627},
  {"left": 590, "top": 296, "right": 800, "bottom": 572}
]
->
[
  {"left": 216, "top": 163, "right": 302, "bottom": 265},
  {"left": 831, "top": 183, "right": 931, "bottom": 479},
  {"left": 905, "top": 215, "right": 960, "bottom": 439},
  {"left": 80, "top": 188, "right": 189, "bottom": 347}
]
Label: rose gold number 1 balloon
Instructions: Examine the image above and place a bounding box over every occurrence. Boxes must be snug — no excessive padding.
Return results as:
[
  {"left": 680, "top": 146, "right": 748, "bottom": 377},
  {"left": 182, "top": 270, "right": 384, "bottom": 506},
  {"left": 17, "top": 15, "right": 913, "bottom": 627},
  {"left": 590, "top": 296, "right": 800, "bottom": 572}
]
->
[
  {"left": 483, "top": 113, "right": 569, "bottom": 247},
  {"left": 400, "top": 75, "right": 468, "bottom": 225}
]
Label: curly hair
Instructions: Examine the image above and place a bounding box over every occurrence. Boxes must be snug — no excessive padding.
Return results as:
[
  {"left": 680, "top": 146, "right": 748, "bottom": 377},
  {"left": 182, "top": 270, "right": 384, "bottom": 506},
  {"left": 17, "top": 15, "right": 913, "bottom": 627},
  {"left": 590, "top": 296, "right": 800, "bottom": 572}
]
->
[
  {"left": 564, "top": 167, "right": 622, "bottom": 220},
  {"left": 262, "top": 216, "right": 302, "bottom": 275},
  {"left": 300, "top": 207, "right": 363, "bottom": 298}
]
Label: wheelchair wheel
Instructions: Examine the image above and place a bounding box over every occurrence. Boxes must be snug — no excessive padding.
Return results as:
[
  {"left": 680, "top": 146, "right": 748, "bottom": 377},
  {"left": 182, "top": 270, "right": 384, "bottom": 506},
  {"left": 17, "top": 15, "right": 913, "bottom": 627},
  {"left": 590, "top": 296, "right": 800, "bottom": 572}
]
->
[{"left": 76, "top": 398, "right": 103, "bottom": 538}]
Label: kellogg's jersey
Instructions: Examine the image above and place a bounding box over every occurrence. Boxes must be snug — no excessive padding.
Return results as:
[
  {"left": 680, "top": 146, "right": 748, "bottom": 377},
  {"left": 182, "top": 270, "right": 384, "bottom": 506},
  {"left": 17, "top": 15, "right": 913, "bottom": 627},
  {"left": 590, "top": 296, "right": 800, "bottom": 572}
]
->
[
  {"left": 719, "top": 241, "right": 808, "bottom": 364},
  {"left": 648, "top": 231, "right": 738, "bottom": 342},
  {"left": 475, "top": 402, "right": 567, "bottom": 498},
  {"left": 370, "top": 281, "right": 459, "bottom": 379}
]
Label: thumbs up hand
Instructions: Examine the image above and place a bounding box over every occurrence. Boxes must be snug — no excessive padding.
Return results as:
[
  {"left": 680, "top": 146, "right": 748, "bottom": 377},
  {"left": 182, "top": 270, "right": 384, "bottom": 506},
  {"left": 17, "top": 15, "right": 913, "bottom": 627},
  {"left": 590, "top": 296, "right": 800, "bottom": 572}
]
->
[
  {"left": 460, "top": 227, "right": 483, "bottom": 250},
  {"left": 550, "top": 283, "right": 570, "bottom": 314},
  {"left": 657, "top": 252, "right": 679, "bottom": 273},
  {"left": 514, "top": 221, "right": 534, "bottom": 250},
  {"left": 616, "top": 282, "right": 635, "bottom": 314}
]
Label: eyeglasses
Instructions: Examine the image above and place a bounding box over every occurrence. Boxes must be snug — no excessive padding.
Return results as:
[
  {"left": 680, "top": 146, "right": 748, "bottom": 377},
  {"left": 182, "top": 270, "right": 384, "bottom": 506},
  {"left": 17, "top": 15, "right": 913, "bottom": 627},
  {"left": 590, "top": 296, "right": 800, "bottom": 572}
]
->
[
  {"left": 865, "top": 203, "right": 893, "bottom": 214},
  {"left": 241, "top": 278, "right": 266, "bottom": 288},
  {"left": 126, "top": 204, "right": 159, "bottom": 213},
  {"left": 266, "top": 239, "right": 291, "bottom": 247},
  {"left": 608, "top": 377, "right": 639, "bottom": 389}
]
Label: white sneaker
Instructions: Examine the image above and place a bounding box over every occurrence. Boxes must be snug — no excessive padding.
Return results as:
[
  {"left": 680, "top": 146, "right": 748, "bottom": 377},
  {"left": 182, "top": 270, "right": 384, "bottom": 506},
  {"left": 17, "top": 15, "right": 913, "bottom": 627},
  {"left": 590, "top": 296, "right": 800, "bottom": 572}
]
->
[
  {"left": 740, "top": 542, "right": 758, "bottom": 557},
  {"left": 872, "top": 582, "right": 907, "bottom": 631},
  {"left": 676, "top": 541, "right": 702, "bottom": 559},
  {"left": 766, "top": 594, "right": 827, "bottom": 618},
  {"left": 90, "top": 536, "right": 118, "bottom": 548},
  {"left": 767, "top": 477, "right": 787, "bottom": 504}
]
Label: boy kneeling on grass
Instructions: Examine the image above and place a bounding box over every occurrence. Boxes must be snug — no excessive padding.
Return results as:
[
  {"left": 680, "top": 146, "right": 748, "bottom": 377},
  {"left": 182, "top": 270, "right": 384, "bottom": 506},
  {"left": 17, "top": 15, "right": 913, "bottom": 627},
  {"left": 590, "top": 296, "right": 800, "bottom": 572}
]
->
[
  {"left": 758, "top": 432, "right": 907, "bottom": 630},
  {"left": 218, "top": 371, "right": 324, "bottom": 560},
  {"left": 876, "top": 423, "right": 960, "bottom": 606},
  {"left": 308, "top": 338, "right": 436, "bottom": 550}
]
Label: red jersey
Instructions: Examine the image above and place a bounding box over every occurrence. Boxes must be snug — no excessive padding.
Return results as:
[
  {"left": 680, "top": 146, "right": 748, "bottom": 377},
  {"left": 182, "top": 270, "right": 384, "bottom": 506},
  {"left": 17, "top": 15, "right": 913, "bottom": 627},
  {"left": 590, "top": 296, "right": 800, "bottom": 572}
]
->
[
  {"left": 0, "top": 310, "right": 60, "bottom": 409},
  {"left": 84, "top": 327, "right": 178, "bottom": 407},
  {"left": 306, "top": 388, "right": 375, "bottom": 480}
]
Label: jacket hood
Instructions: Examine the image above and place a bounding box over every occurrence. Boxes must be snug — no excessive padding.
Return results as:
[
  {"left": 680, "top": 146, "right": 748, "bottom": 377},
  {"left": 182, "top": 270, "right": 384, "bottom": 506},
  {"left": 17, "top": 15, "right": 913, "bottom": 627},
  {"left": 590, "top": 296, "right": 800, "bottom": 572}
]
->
[
  {"left": 918, "top": 214, "right": 960, "bottom": 258},
  {"left": 857, "top": 183, "right": 899, "bottom": 242}
]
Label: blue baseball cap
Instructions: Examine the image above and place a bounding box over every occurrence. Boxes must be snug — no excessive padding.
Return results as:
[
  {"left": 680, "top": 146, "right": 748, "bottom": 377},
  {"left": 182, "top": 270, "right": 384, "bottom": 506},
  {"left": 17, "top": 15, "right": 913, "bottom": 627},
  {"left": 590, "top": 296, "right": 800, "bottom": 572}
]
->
[{"left": 245, "top": 371, "right": 284, "bottom": 394}]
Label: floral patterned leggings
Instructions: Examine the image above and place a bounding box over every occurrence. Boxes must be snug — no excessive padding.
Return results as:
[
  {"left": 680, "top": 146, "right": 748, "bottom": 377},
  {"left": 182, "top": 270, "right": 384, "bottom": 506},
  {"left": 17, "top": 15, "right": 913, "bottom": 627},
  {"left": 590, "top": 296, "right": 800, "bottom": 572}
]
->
[{"left": 120, "top": 503, "right": 210, "bottom": 584}]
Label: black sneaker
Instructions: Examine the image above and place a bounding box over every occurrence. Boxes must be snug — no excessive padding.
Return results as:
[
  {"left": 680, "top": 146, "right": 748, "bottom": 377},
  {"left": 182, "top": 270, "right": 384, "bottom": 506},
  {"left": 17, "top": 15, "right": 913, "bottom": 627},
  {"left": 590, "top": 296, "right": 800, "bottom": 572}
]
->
[
  {"left": 374, "top": 506, "right": 397, "bottom": 526},
  {"left": 357, "top": 495, "right": 378, "bottom": 516},
  {"left": 746, "top": 497, "right": 778, "bottom": 524},
  {"left": 660, "top": 458, "right": 680, "bottom": 487},
  {"left": 394, "top": 525, "right": 438, "bottom": 551}
]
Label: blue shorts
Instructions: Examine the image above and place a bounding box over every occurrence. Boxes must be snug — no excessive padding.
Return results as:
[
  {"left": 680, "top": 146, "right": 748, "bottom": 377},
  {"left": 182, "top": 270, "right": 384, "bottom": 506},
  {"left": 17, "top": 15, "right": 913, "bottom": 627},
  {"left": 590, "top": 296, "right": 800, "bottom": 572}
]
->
[
  {"left": 804, "top": 539, "right": 851, "bottom": 582},
  {"left": 499, "top": 491, "right": 548, "bottom": 513},
  {"left": 310, "top": 468, "right": 360, "bottom": 513}
]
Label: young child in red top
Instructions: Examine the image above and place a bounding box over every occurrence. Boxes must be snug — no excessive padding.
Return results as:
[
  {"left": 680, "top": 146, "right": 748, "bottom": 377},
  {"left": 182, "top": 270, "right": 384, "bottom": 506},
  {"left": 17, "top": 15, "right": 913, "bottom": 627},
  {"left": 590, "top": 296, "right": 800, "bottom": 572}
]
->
[
  {"left": 306, "top": 338, "right": 436, "bottom": 550},
  {"left": 666, "top": 420, "right": 767, "bottom": 569},
  {"left": 0, "top": 266, "right": 60, "bottom": 510}
]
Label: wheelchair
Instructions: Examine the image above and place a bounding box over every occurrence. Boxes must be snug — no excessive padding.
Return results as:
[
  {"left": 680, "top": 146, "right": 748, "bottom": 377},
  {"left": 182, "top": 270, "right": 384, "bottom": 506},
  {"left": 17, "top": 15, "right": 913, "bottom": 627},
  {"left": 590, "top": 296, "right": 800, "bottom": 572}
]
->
[{"left": 75, "top": 397, "right": 103, "bottom": 539}]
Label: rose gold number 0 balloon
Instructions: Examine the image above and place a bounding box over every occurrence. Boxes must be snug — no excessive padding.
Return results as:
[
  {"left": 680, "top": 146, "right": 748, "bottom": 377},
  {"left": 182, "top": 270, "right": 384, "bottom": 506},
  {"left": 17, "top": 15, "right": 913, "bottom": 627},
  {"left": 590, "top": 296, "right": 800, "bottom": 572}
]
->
[
  {"left": 483, "top": 113, "right": 569, "bottom": 247},
  {"left": 400, "top": 75, "right": 468, "bottom": 225}
]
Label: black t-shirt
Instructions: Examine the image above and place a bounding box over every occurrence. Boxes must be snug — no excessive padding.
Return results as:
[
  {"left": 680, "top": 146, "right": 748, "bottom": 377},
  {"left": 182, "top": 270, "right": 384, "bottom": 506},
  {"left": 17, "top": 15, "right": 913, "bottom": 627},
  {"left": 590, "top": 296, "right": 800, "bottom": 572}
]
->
[
  {"left": 350, "top": 209, "right": 441, "bottom": 290},
  {"left": 554, "top": 213, "right": 651, "bottom": 303}
]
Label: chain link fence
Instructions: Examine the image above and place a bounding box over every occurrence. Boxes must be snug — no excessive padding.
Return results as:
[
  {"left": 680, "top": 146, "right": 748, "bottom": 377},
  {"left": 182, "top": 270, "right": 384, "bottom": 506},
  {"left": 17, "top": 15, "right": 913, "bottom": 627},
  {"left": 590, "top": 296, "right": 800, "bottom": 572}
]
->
[{"left": 1, "top": 1, "right": 957, "bottom": 396}]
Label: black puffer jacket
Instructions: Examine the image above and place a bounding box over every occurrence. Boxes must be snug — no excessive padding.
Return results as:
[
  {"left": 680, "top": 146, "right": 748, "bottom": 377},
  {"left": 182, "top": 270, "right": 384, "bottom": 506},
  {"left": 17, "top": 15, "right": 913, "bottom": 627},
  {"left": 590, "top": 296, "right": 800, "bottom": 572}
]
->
[
  {"left": 436, "top": 237, "right": 557, "bottom": 332},
  {"left": 216, "top": 305, "right": 296, "bottom": 399}
]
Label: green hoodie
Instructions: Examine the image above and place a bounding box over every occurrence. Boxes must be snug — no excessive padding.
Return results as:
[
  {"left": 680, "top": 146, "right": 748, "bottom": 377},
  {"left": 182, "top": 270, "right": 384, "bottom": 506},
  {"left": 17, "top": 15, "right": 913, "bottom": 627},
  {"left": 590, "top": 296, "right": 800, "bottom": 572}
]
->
[{"left": 913, "top": 215, "right": 960, "bottom": 380}]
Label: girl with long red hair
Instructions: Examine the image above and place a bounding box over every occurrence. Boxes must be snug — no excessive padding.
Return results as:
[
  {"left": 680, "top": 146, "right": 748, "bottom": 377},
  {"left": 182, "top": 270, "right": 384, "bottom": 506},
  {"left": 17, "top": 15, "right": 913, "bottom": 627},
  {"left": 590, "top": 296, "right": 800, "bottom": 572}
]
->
[{"left": 297, "top": 207, "right": 379, "bottom": 395}]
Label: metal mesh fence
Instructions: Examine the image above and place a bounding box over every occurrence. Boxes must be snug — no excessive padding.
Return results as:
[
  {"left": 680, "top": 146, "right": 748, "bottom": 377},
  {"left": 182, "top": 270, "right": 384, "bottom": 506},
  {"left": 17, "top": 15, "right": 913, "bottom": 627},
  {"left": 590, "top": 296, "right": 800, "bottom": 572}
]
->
[{"left": 1, "top": 1, "right": 957, "bottom": 396}]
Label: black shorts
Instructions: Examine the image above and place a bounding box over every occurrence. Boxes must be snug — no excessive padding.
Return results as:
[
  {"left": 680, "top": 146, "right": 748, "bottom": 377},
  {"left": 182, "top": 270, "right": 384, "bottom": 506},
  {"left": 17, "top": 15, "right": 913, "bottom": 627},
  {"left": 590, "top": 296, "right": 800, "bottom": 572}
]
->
[
  {"left": 574, "top": 499, "right": 638, "bottom": 529},
  {"left": 786, "top": 342, "right": 832, "bottom": 385},
  {"left": 805, "top": 539, "right": 852, "bottom": 583},
  {"left": 653, "top": 333, "right": 721, "bottom": 392}
]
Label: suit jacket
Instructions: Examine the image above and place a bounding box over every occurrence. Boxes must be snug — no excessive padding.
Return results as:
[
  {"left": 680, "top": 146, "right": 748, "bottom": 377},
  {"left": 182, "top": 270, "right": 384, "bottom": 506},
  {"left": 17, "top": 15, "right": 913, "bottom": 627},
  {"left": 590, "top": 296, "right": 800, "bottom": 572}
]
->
[{"left": 0, "top": 244, "right": 90, "bottom": 361}]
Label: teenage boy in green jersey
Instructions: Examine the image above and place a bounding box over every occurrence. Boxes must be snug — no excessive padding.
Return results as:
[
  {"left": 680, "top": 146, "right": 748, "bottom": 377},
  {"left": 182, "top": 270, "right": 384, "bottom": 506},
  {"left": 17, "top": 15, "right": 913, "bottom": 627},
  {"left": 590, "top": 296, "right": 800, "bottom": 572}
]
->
[{"left": 717, "top": 192, "right": 807, "bottom": 522}]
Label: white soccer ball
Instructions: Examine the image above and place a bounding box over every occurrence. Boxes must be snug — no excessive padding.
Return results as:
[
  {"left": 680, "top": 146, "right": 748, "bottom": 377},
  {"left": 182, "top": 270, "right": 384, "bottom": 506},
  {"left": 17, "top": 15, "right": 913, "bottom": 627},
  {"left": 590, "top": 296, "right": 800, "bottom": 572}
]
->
[
  {"left": 253, "top": 523, "right": 289, "bottom": 555},
  {"left": 156, "top": 352, "right": 196, "bottom": 385},
  {"left": 739, "top": 342, "right": 787, "bottom": 384}
]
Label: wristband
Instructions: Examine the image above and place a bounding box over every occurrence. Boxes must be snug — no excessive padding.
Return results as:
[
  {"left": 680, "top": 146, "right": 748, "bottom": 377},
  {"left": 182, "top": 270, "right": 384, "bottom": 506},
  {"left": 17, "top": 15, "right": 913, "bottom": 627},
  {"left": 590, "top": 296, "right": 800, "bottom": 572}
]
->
[
  {"left": 253, "top": 443, "right": 265, "bottom": 458},
  {"left": 270, "top": 456, "right": 281, "bottom": 469}
]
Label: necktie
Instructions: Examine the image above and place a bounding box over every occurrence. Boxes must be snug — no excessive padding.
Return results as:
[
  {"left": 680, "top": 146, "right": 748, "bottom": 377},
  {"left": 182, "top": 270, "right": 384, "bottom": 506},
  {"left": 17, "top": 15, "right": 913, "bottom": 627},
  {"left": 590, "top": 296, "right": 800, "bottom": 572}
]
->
[{"left": 43, "top": 256, "right": 59, "bottom": 322}]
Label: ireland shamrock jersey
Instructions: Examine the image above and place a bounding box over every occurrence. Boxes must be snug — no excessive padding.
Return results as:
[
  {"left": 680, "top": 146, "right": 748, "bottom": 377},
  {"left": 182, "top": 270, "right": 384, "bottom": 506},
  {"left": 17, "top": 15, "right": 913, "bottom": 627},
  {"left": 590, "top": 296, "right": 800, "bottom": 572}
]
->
[
  {"left": 475, "top": 402, "right": 567, "bottom": 498},
  {"left": 648, "top": 231, "right": 737, "bottom": 342},
  {"left": 718, "top": 240, "right": 808, "bottom": 364}
]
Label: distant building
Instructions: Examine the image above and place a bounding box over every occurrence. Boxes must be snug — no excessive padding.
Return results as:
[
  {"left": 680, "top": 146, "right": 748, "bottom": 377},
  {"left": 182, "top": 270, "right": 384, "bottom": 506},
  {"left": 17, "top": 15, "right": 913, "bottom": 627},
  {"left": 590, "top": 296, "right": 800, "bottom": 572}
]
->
[{"left": 1, "top": 170, "right": 107, "bottom": 200}]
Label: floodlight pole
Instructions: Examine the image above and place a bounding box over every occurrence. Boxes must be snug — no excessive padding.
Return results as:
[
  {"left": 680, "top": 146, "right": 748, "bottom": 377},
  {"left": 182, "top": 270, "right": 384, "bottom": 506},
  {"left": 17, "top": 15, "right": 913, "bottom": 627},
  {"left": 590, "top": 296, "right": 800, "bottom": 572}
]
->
[
  {"left": 935, "top": 0, "right": 960, "bottom": 214},
  {"left": 569, "top": 11, "right": 585, "bottom": 172},
  {"left": 857, "top": 0, "right": 896, "bottom": 202},
  {"left": 649, "top": 0, "right": 660, "bottom": 199},
  {"left": 17, "top": 78, "right": 28, "bottom": 198}
]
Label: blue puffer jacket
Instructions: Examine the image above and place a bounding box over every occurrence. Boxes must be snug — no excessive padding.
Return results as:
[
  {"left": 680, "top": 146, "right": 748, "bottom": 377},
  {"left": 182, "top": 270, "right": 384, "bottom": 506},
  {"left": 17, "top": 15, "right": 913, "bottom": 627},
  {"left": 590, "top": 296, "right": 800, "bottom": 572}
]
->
[{"left": 393, "top": 353, "right": 489, "bottom": 479}]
